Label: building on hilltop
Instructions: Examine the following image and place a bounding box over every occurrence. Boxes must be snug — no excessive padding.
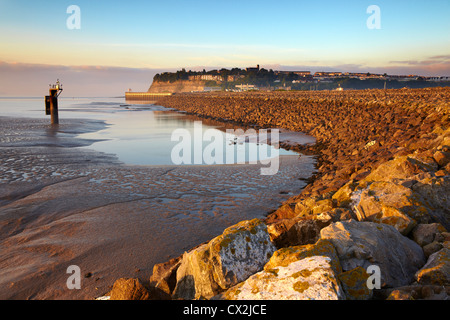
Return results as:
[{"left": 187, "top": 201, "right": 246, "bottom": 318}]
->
[
  {"left": 314, "top": 71, "right": 343, "bottom": 77},
  {"left": 246, "top": 65, "right": 260, "bottom": 73},
  {"left": 188, "top": 74, "right": 224, "bottom": 82},
  {"left": 344, "top": 72, "right": 385, "bottom": 80},
  {"left": 276, "top": 71, "right": 311, "bottom": 77},
  {"left": 293, "top": 71, "right": 312, "bottom": 77}
]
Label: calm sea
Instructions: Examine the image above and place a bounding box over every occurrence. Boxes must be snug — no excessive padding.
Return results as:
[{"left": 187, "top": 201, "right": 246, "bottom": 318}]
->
[{"left": 0, "top": 97, "right": 297, "bottom": 165}]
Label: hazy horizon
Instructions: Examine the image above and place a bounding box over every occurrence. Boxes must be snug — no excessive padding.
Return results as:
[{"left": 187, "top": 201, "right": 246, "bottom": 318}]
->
[{"left": 1, "top": 0, "right": 449, "bottom": 96}]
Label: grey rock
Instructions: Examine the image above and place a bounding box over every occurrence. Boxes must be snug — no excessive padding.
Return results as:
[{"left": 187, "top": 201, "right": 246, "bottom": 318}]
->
[{"left": 320, "top": 221, "right": 426, "bottom": 288}]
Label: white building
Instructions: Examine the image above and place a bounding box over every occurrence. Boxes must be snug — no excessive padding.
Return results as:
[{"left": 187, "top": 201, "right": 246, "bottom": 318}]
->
[{"left": 235, "top": 84, "right": 257, "bottom": 91}]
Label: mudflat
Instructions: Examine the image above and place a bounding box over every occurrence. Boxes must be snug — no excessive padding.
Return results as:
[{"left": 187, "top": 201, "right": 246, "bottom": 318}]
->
[{"left": 0, "top": 116, "right": 315, "bottom": 299}]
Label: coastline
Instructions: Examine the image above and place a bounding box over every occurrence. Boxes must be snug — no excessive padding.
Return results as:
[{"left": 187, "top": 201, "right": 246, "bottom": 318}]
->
[
  {"left": 155, "top": 88, "right": 450, "bottom": 200},
  {"left": 3, "top": 86, "right": 450, "bottom": 300},
  {"left": 125, "top": 87, "right": 450, "bottom": 301},
  {"left": 0, "top": 115, "right": 316, "bottom": 299}
]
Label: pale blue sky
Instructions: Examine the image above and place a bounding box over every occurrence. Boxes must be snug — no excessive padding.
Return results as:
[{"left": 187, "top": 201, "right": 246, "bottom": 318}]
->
[{"left": 0, "top": 0, "right": 449, "bottom": 95}]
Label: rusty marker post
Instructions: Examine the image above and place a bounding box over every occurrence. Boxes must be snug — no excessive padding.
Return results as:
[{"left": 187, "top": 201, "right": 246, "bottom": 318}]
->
[{"left": 45, "top": 79, "right": 63, "bottom": 125}]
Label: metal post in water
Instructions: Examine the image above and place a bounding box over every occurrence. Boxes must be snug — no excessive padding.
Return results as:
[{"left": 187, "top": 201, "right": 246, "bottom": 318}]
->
[{"left": 45, "top": 79, "right": 63, "bottom": 125}]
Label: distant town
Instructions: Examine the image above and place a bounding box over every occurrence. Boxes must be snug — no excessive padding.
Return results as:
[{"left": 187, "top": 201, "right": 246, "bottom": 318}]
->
[{"left": 151, "top": 64, "right": 450, "bottom": 92}]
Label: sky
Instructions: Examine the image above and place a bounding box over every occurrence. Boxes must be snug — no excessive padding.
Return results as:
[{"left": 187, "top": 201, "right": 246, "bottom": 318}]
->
[{"left": 0, "top": 0, "right": 449, "bottom": 96}]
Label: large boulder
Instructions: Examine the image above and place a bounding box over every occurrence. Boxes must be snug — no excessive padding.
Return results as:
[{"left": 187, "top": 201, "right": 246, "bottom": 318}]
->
[
  {"left": 266, "top": 203, "right": 297, "bottom": 222},
  {"left": 109, "top": 278, "right": 151, "bottom": 300},
  {"left": 411, "top": 176, "right": 450, "bottom": 230},
  {"left": 149, "top": 256, "right": 182, "bottom": 297},
  {"left": 386, "top": 285, "right": 449, "bottom": 300},
  {"left": 338, "top": 267, "right": 373, "bottom": 300},
  {"left": 319, "top": 221, "right": 426, "bottom": 288},
  {"left": 332, "top": 181, "right": 358, "bottom": 208},
  {"left": 264, "top": 239, "right": 342, "bottom": 275},
  {"left": 352, "top": 153, "right": 450, "bottom": 231},
  {"left": 267, "top": 217, "right": 330, "bottom": 248},
  {"left": 172, "top": 219, "right": 276, "bottom": 300},
  {"left": 415, "top": 248, "right": 450, "bottom": 286},
  {"left": 352, "top": 181, "right": 426, "bottom": 235},
  {"left": 363, "top": 155, "right": 435, "bottom": 183},
  {"left": 294, "top": 197, "right": 333, "bottom": 217},
  {"left": 316, "top": 208, "right": 355, "bottom": 223},
  {"left": 217, "top": 256, "right": 346, "bottom": 300}
]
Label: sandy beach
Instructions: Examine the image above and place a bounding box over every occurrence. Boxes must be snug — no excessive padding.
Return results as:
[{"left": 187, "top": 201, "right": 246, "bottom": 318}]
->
[{"left": 0, "top": 116, "right": 315, "bottom": 300}]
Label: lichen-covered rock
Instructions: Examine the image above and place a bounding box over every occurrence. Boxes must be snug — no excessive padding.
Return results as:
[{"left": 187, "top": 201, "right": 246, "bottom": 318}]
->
[
  {"left": 109, "top": 278, "right": 151, "bottom": 300},
  {"left": 386, "top": 289, "right": 415, "bottom": 300},
  {"left": 386, "top": 285, "right": 449, "bottom": 300},
  {"left": 172, "top": 219, "right": 276, "bottom": 300},
  {"left": 294, "top": 197, "right": 318, "bottom": 216},
  {"left": 352, "top": 181, "right": 427, "bottom": 235},
  {"left": 409, "top": 150, "right": 439, "bottom": 172},
  {"left": 332, "top": 181, "right": 358, "bottom": 208},
  {"left": 217, "top": 256, "right": 345, "bottom": 300},
  {"left": 320, "top": 221, "right": 426, "bottom": 288},
  {"left": 364, "top": 156, "right": 434, "bottom": 183},
  {"left": 411, "top": 176, "right": 450, "bottom": 230},
  {"left": 264, "top": 238, "right": 342, "bottom": 275},
  {"left": 338, "top": 266, "right": 372, "bottom": 300},
  {"left": 311, "top": 199, "right": 334, "bottom": 215},
  {"left": 343, "top": 150, "right": 450, "bottom": 231},
  {"left": 267, "top": 217, "right": 330, "bottom": 248},
  {"left": 316, "top": 208, "right": 355, "bottom": 223},
  {"left": 415, "top": 248, "right": 450, "bottom": 286},
  {"left": 294, "top": 197, "right": 333, "bottom": 217}
]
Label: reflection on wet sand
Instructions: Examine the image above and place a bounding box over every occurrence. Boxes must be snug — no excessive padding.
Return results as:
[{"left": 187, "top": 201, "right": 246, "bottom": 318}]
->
[{"left": 0, "top": 110, "right": 315, "bottom": 299}]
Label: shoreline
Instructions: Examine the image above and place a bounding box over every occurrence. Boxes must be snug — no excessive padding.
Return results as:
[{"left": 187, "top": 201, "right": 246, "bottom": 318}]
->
[
  {"left": 155, "top": 88, "right": 450, "bottom": 198},
  {"left": 124, "top": 87, "right": 450, "bottom": 301},
  {"left": 0, "top": 115, "right": 316, "bottom": 300},
  {"left": 3, "top": 86, "right": 449, "bottom": 300}
]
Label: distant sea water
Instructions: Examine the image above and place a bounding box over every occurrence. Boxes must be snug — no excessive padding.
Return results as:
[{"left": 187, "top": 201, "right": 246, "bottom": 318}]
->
[{"left": 0, "top": 97, "right": 297, "bottom": 165}]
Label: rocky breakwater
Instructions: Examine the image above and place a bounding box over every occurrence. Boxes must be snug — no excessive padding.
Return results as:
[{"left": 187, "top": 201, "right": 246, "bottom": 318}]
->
[{"left": 105, "top": 88, "right": 450, "bottom": 300}]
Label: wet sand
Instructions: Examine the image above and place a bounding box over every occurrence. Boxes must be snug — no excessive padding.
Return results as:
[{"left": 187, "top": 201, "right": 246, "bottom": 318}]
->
[{"left": 0, "top": 116, "right": 315, "bottom": 300}]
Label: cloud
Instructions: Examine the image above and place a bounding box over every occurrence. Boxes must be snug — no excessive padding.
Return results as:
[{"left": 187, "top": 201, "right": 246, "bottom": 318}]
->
[
  {"left": 0, "top": 61, "right": 173, "bottom": 97},
  {"left": 386, "top": 55, "right": 450, "bottom": 75},
  {"left": 278, "top": 57, "right": 450, "bottom": 76},
  {"left": 429, "top": 55, "right": 450, "bottom": 60}
]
